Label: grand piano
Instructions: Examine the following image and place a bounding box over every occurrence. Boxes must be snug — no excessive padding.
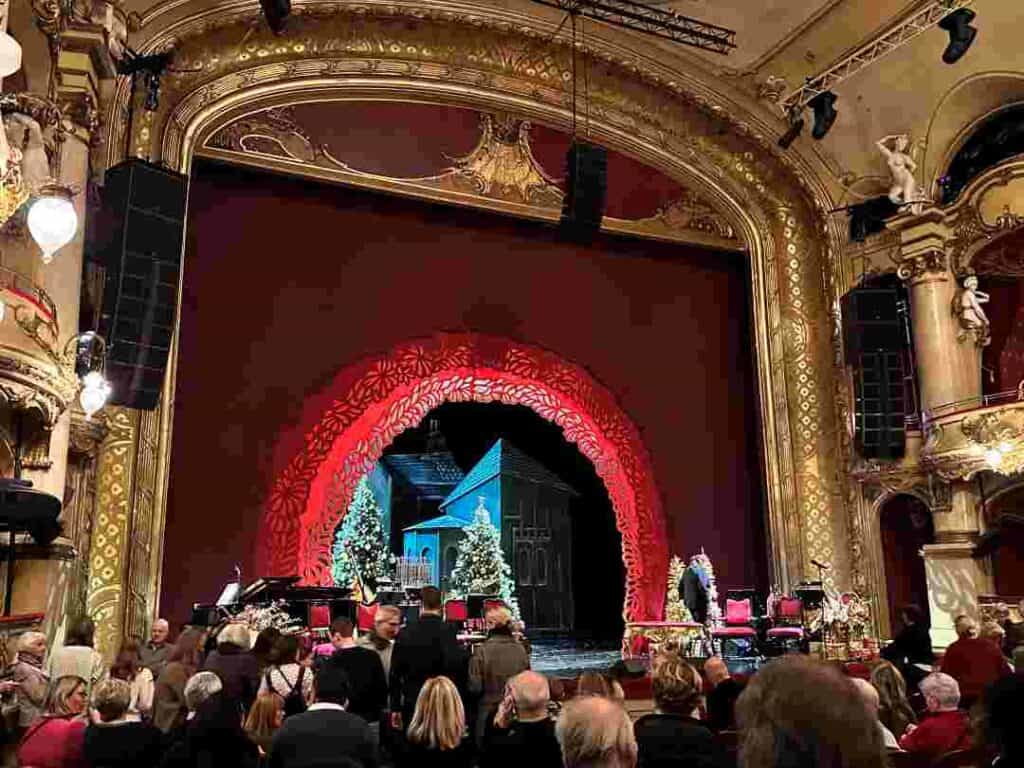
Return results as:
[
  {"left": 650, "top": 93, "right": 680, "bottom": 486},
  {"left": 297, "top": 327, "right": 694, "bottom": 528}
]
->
[{"left": 192, "top": 576, "right": 354, "bottom": 629}]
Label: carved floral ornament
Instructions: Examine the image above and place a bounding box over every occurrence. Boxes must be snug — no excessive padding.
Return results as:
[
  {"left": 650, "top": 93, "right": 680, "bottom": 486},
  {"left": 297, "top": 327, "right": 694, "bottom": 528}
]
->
[
  {"left": 114, "top": 1, "right": 856, "bottom": 592},
  {"left": 921, "top": 404, "right": 1024, "bottom": 480}
]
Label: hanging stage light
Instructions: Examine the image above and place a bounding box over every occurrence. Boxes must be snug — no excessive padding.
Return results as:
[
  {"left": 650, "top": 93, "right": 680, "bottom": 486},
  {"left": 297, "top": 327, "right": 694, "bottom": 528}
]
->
[
  {"left": 778, "top": 114, "right": 805, "bottom": 149},
  {"left": 938, "top": 8, "right": 977, "bottom": 64},
  {"left": 808, "top": 91, "right": 838, "bottom": 140}
]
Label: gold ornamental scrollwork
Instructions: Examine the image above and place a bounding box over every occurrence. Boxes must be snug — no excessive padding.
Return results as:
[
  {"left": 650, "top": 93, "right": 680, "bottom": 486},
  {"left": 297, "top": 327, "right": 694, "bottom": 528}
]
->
[
  {"left": 896, "top": 249, "right": 947, "bottom": 282},
  {"left": 960, "top": 412, "right": 1024, "bottom": 447}
]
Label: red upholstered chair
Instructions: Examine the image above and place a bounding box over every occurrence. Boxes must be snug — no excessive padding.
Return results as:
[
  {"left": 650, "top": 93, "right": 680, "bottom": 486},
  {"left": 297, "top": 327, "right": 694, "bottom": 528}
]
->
[
  {"left": 444, "top": 599, "right": 468, "bottom": 622},
  {"left": 765, "top": 596, "right": 805, "bottom": 653},
  {"left": 309, "top": 603, "right": 332, "bottom": 633},
  {"left": 712, "top": 598, "right": 757, "bottom": 656},
  {"left": 356, "top": 602, "right": 379, "bottom": 633}
]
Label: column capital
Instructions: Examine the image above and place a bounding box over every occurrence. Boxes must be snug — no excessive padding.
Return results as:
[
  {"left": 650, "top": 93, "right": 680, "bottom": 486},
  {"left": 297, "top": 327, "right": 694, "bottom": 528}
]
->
[{"left": 890, "top": 210, "right": 954, "bottom": 283}]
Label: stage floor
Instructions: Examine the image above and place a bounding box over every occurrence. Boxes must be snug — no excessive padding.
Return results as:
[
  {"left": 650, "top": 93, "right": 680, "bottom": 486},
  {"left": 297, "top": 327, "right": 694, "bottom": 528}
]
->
[{"left": 528, "top": 635, "right": 621, "bottom": 677}]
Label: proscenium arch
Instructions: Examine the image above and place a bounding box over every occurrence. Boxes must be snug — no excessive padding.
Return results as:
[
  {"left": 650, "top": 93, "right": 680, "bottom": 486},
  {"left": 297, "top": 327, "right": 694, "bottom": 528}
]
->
[
  {"left": 260, "top": 334, "right": 668, "bottom": 622},
  {"left": 124, "top": 3, "right": 854, "bottom": 595}
]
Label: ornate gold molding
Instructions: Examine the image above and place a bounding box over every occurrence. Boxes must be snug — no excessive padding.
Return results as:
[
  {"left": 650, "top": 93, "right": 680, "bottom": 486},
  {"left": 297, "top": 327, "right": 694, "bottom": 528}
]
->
[
  {"left": 896, "top": 249, "right": 947, "bottom": 282},
  {"left": 922, "top": 400, "right": 1024, "bottom": 480}
]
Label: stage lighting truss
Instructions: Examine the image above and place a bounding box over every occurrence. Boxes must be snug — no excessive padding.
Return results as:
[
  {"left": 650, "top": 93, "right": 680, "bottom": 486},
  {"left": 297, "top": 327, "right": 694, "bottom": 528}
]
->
[
  {"left": 529, "top": 0, "right": 737, "bottom": 54},
  {"left": 779, "top": 0, "right": 975, "bottom": 117}
]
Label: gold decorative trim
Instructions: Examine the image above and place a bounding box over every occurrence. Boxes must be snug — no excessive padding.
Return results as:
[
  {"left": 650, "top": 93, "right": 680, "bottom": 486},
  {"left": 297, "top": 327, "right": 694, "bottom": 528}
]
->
[{"left": 897, "top": 249, "right": 947, "bottom": 281}]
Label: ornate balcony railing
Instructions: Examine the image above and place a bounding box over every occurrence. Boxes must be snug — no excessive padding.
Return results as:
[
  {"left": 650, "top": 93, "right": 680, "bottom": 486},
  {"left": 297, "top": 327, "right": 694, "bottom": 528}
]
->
[
  {"left": 918, "top": 395, "right": 1024, "bottom": 480},
  {"left": 923, "top": 389, "right": 1024, "bottom": 423}
]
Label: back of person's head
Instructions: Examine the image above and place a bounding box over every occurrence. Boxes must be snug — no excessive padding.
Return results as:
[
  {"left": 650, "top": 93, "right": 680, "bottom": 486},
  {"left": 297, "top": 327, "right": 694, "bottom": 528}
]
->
[
  {"left": 981, "top": 673, "right": 1024, "bottom": 761},
  {"left": 65, "top": 617, "right": 95, "bottom": 648},
  {"left": 168, "top": 627, "right": 204, "bottom": 670},
  {"left": 651, "top": 654, "right": 702, "bottom": 715},
  {"left": 510, "top": 670, "right": 551, "bottom": 719},
  {"left": 46, "top": 675, "right": 87, "bottom": 716},
  {"left": 252, "top": 627, "right": 281, "bottom": 660},
  {"left": 244, "top": 691, "right": 284, "bottom": 738},
  {"left": 314, "top": 658, "right": 351, "bottom": 705},
  {"left": 953, "top": 615, "right": 979, "bottom": 639},
  {"left": 92, "top": 678, "right": 132, "bottom": 722},
  {"left": 556, "top": 695, "right": 637, "bottom": 768},
  {"left": 420, "top": 586, "right": 442, "bottom": 612},
  {"left": 576, "top": 671, "right": 612, "bottom": 698},
  {"left": 111, "top": 640, "right": 142, "bottom": 680},
  {"left": 218, "top": 622, "right": 252, "bottom": 650},
  {"left": 184, "top": 671, "right": 224, "bottom": 712},
  {"left": 900, "top": 604, "right": 923, "bottom": 626},
  {"left": 736, "top": 655, "right": 885, "bottom": 768},
  {"left": 849, "top": 678, "right": 881, "bottom": 719},
  {"left": 408, "top": 676, "right": 465, "bottom": 751},
  {"left": 703, "top": 655, "right": 730, "bottom": 686},
  {"left": 980, "top": 620, "right": 1006, "bottom": 643},
  {"left": 919, "top": 672, "right": 960, "bottom": 712},
  {"left": 330, "top": 617, "right": 355, "bottom": 639},
  {"left": 486, "top": 605, "right": 513, "bottom": 630},
  {"left": 268, "top": 633, "right": 299, "bottom": 665}
]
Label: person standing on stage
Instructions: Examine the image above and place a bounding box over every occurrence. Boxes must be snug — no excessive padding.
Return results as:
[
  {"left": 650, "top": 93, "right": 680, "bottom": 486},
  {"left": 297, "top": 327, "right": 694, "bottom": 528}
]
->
[
  {"left": 359, "top": 605, "right": 402, "bottom": 678},
  {"left": 679, "top": 561, "right": 708, "bottom": 625},
  {"left": 140, "top": 619, "right": 172, "bottom": 679},
  {"left": 389, "top": 586, "right": 467, "bottom": 732}
]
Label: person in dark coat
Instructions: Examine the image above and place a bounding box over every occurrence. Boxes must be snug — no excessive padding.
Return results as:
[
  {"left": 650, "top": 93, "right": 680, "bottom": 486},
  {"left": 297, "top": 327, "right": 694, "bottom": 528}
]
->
[
  {"left": 323, "top": 617, "right": 387, "bottom": 726},
  {"left": 204, "top": 623, "right": 261, "bottom": 712},
  {"left": 634, "top": 655, "right": 729, "bottom": 768},
  {"left": 680, "top": 564, "right": 708, "bottom": 625},
  {"left": 84, "top": 679, "right": 163, "bottom": 768},
  {"left": 390, "top": 586, "right": 467, "bottom": 731},
  {"left": 481, "top": 671, "right": 561, "bottom": 768},
  {"left": 702, "top": 657, "right": 742, "bottom": 733},
  {"left": 159, "top": 689, "right": 259, "bottom": 768},
  {"left": 469, "top": 605, "right": 530, "bottom": 747},
  {"left": 880, "top": 605, "right": 935, "bottom": 689}
]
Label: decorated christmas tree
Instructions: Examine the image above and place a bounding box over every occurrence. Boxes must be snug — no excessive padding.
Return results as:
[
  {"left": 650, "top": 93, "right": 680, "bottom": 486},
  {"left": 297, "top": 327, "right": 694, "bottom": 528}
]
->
[
  {"left": 332, "top": 475, "right": 396, "bottom": 590},
  {"left": 664, "top": 555, "right": 693, "bottom": 622},
  {"left": 450, "top": 497, "right": 519, "bottom": 617}
]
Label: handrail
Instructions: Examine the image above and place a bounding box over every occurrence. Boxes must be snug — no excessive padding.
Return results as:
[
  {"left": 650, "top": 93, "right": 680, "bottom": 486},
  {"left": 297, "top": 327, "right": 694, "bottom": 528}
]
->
[
  {"left": 0, "top": 265, "right": 57, "bottom": 323},
  {"left": 923, "top": 389, "right": 1024, "bottom": 422}
]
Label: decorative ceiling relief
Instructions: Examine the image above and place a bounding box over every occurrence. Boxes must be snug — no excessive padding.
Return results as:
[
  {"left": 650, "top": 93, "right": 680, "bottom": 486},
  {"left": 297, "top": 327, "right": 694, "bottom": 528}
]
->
[{"left": 204, "top": 101, "right": 737, "bottom": 246}]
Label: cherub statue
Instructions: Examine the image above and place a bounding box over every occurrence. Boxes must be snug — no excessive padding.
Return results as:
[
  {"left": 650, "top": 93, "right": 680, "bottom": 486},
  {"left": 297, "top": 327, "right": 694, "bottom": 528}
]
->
[
  {"left": 877, "top": 134, "right": 924, "bottom": 214},
  {"left": 954, "top": 273, "right": 991, "bottom": 346},
  {"left": 3, "top": 112, "right": 50, "bottom": 193}
]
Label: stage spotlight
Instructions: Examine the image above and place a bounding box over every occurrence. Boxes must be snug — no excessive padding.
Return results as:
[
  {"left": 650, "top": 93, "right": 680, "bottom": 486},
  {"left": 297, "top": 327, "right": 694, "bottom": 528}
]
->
[
  {"left": 808, "top": 91, "right": 838, "bottom": 140},
  {"left": 938, "top": 9, "right": 977, "bottom": 64},
  {"left": 260, "top": 0, "right": 291, "bottom": 34},
  {"left": 778, "top": 114, "right": 805, "bottom": 149}
]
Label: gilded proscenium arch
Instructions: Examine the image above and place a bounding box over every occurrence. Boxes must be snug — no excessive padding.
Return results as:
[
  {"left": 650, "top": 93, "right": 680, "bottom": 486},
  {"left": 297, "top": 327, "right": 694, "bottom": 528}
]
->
[{"left": 116, "top": 3, "right": 851, "bottom": 593}]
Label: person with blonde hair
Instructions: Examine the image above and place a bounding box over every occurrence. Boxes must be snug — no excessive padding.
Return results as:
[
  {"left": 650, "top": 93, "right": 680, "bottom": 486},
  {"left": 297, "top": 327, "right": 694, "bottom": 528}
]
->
[
  {"left": 84, "top": 678, "right": 163, "bottom": 767},
  {"left": 7, "top": 630, "right": 49, "bottom": 730},
  {"left": 556, "top": 695, "right": 637, "bottom": 768},
  {"left": 16, "top": 675, "right": 89, "bottom": 768},
  {"left": 400, "top": 676, "right": 472, "bottom": 768},
  {"left": 470, "top": 604, "right": 530, "bottom": 746},
  {"left": 244, "top": 691, "right": 284, "bottom": 757},
  {"left": 869, "top": 661, "right": 916, "bottom": 740},
  {"left": 359, "top": 604, "right": 402, "bottom": 676},
  {"left": 850, "top": 677, "right": 899, "bottom": 750},
  {"left": 939, "top": 614, "right": 1010, "bottom": 707},
  {"left": 899, "top": 672, "right": 971, "bottom": 758}
]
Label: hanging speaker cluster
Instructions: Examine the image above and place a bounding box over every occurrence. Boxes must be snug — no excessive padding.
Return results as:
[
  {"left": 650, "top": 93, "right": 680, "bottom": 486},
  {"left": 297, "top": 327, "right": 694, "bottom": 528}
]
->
[{"left": 559, "top": 140, "right": 607, "bottom": 242}]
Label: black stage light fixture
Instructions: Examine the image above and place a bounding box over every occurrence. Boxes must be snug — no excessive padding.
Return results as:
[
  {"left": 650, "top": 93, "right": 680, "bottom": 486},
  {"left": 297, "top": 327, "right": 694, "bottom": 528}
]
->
[
  {"left": 778, "top": 114, "right": 805, "bottom": 149},
  {"left": 848, "top": 195, "right": 900, "bottom": 243},
  {"left": 808, "top": 91, "right": 838, "bottom": 140},
  {"left": 260, "top": 0, "right": 291, "bottom": 34},
  {"left": 939, "top": 9, "right": 977, "bottom": 65}
]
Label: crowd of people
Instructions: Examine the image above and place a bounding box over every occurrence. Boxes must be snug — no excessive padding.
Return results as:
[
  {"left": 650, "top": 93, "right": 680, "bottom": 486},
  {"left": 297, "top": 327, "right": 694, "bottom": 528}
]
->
[{"left": 0, "top": 589, "right": 1021, "bottom": 768}]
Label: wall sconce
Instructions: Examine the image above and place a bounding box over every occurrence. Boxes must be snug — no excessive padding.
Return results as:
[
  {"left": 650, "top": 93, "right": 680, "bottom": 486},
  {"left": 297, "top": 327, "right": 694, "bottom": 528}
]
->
[{"left": 63, "top": 331, "right": 112, "bottom": 419}]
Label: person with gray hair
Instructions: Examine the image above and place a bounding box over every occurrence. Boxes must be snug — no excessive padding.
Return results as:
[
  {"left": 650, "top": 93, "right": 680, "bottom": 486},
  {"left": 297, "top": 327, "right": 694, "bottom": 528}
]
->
[
  {"left": 84, "top": 678, "right": 164, "bottom": 767},
  {"left": 482, "top": 671, "right": 561, "bottom": 768},
  {"left": 899, "top": 672, "right": 971, "bottom": 758},
  {"left": 185, "top": 671, "right": 224, "bottom": 713},
  {"left": 140, "top": 618, "right": 173, "bottom": 678},
  {"left": 556, "top": 695, "right": 637, "bottom": 768},
  {"left": 7, "top": 631, "right": 49, "bottom": 729}
]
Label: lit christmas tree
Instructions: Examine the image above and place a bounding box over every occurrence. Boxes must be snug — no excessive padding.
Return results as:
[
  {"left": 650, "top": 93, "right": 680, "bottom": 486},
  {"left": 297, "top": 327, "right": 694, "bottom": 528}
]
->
[
  {"left": 450, "top": 497, "right": 519, "bottom": 617},
  {"left": 332, "top": 475, "right": 396, "bottom": 590},
  {"left": 664, "top": 555, "right": 693, "bottom": 622}
]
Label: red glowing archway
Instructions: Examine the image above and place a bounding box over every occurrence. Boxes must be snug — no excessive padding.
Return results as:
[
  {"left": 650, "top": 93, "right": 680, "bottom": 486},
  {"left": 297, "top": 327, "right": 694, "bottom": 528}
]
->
[{"left": 261, "top": 333, "right": 668, "bottom": 621}]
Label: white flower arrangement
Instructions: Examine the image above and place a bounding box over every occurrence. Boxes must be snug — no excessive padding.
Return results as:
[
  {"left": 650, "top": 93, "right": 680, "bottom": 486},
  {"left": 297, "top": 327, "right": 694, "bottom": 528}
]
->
[{"left": 236, "top": 600, "right": 303, "bottom": 635}]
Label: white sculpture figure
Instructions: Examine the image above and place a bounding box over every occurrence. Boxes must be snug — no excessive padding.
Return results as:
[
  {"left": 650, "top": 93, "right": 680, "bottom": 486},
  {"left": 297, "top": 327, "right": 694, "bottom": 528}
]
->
[
  {"left": 877, "top": 134, "right": 923, "bottom": 214},
  {"left": 956, "top": 274, "right": 991, "bottom": 346},
  {"left": 3, "top": 113, "right": 50, "bottom": 193}
]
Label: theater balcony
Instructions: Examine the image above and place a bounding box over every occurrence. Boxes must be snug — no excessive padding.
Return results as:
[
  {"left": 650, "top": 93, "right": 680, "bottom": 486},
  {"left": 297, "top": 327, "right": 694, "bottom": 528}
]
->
[{"left": 920, "top": 392, "right": 1024, "bottom": 480}]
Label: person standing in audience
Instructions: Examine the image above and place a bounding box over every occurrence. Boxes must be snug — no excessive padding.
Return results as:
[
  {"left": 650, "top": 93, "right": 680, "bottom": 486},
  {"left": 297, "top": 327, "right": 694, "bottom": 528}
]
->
[
  {"left": 8, "top": 631, "right": 50, "bottom": 735},
  {"left": 939, "top": 615, "right": 1010, "bottom": 708},
  {"left": 390, "top": 586, "right": 466, "bottom": 731},
  {"left": 16, "top": 675, "right": 89, "bottom": 768},
  {"left": 359, "top": 605, "right": 402, "bottom": 677},
  {"left": 84, "top": 678, "right": 163, "bottom": 767},
  {"left": 47, "top": 617, "right": 107, "bottom": 696},
  {"left": 880, "top": 605, "right": 934, "bottom": 689},
  {"left": 869, "top": 661, "right": 916, "bottom": 741},
  {"left": 469, "top": 605, "right": 530, "bottom": 747},
  {"left": 398, "top": 676, "right": 473, "bottom": 768},
  {"left": 1002, "top": 600, "right": 1024, "bottom": 659},
  {"left": 556, "top": 695, "right": 637, "bottom": 768},
  {"left": 140, "top": 619, "right": 173, "bottom": 679},
  {"left": 979, "top": 673, "right": 1023, "bottom": 767},
  {"left": 244, "top": 692, "right": 284, "bottom": 760},
  {"left": 324, "top": 618, "right": 387, "bottom": 728},
  {"left": 736, "top": 655, "right": 885, "bottom": 768},
  {"left": 269, "top": 661, "right": 378, "bottom": 768},
  {"left": 252, "top": 628, "right": 283, "bottom": 675},
  {"left": 633, "top": 654, "right": 728, "bottom": 768},
  {"left": 205, "top": 622, "right": 261, "bottom": 712},
  {"left": 161, "top": 680, "right": 259, "bottom": 768},
  {"left": 259, "top": 634, "right": 314, "bottom": 717},
  {"left": 110, "top": 640, "right": 155, "bottom": 720},
  {"left": 898, "top": 672, "right": 971, "bottom": 759},
  {"left": 481, "top": 671, "right": 561, "bottom": 768},
  {"left": 702, "top": 656, "right": 742, "bottom": 733},
  {"left": 152, "top": 627, "right": 204, "bottom": 733},
  {"left": 850, "top": 678, "right": 900, "bottom": 750}
]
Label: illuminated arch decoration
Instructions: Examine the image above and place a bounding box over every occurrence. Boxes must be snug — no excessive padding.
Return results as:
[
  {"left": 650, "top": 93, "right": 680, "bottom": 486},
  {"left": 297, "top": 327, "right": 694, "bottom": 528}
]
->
[{"left": 261, "top": 332, "right": 668, "bottom": 621}]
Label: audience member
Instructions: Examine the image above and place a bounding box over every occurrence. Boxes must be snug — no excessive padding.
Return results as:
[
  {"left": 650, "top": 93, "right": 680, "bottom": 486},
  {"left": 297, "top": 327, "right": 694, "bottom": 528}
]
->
[
  {"left": 556, "top": 695, "right": 637, "bottom": 768},
  {"left": 161, "top": 688, "right": 259, "bottom": 768},
  {"left": 390, "top": 585, "right": 466, "bottom": 731},
  {"left": 84, "top": 678, "right": 163, "bottom": 767},
  {"left": 16, "top": 675, "right": 88, "bottom": 768},
  {"left": 152, "top": 627, "right": 205, "bottom": 733},
  {"left": 898, "top": 672, "right": 971, "bottom": 759},
  {"left": 576, "top": 671, "right": 612, "bottom": 698},
  {"left": 252, "top": 627, "right": 283, "bottom": 674},
  {"left": 244, "top": 691, "right": 284, "bottom": 758},
  {"left": 324, "top": 618, "right": 387, "bottom": 727},
  {"left": 47, "top": 617, "right": 107, "bottom": 696},
  {"left": 634, "top": 654, "right": 727, "bottom": 768},
  {"left": 979, "top": 672, "right": 1024, "bottom": 767},
  {"left": 399, "top": 676, "right": 473, "bottom": 768},
  {"left": 880, "top": 605, "right": 935, "bottom": 689},
  {"left": 205, "top": 622, "right": 261, "bottom": 712},
  {"left": 8, "top": 631, "right": 50, "bottom": 732},
  {"left": 482, "top": 671, "right": 561, "bottom": 768},
  {"left": 269, "top": 660, "right": 378, "bottom": 768},
  {"left": 470, "top": 605, "right": 530, "bottom": 747},
  {"left": 939, "top": 615, "right": 1010, "bottom": 707},
  {"left": 110, "top": 639, "right": 155, "bottom": 720},
  {"left": 736, "top": 655, "right": 885, "bottom": 768},
  {"left": 702, "top": 656, "right": 742, "bottom": 733},
  {"left": 259, "top": 634, "right": 313, "bottom": 717},
  {"left": 979, "top": 620, "right": 1007, "bottom": 653},
  {"left": 850, "top": 678, "right": 899, "bottom": 750},
  {"left": 140, "top": 619, "right": 173, "bottom": 678},
  {"left": 358, "top": 605, "right": 402, "bottom": 677},
  {"left": 1003, "top": 600, "right": 1024, "bottom": 659},
  {"left": 869, "top": 661, "right": 916, "bottom": 740}
]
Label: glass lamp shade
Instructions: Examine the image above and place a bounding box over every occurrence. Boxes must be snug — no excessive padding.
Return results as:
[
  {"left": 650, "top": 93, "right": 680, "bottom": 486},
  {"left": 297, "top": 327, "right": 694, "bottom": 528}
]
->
[
  {"left": 79, "top": 371, "right": 111, "bottom": 419},
  {"left": 0, "top": 34, "right": 21, "bottom": 78},
  {"left": 27, "top": 192, "right": 78, "bottom": 264}
]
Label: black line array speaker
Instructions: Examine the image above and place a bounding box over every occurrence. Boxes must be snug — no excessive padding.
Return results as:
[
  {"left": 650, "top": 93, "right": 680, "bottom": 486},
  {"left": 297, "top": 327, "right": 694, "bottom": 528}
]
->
[
  {"left": 841, "top": 281, "right": 908, "bottom": 460},
  {"left": 94, "top": 158, "right": 188, "bottom": 410},
  {"left": 559, "top": 140, "right": 607, "bottom": 242}
]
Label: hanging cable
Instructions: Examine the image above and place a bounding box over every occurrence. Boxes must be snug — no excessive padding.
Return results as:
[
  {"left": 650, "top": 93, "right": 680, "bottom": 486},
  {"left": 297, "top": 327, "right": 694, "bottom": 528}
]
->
[{"left": 570, "top": 9, "right": 577, "bottom": 141}]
